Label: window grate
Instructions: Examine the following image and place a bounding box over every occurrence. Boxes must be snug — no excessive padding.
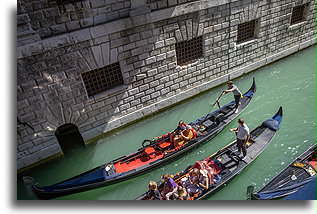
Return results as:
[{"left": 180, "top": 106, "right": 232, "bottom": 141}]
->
[
  {"left": 290, "top": 5, "right": 305, "bottom": 25},
  {"left": 176, "top": 36, "right": 203, "bottom": 66},
  {"left": 81, "top": 62, "right": 124, "bottom": 97},
  {"left": 237, "top": 20, "right": 256, "bottom": 43},
  {"left": 55, "top": 0, "right": 80, "bottom": 5}
]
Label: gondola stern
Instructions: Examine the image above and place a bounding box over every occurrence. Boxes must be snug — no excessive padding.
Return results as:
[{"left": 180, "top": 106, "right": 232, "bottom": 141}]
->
[
  {"left": 273, "top": 106, "right": 283, "bottom": 127},
  {"left": 276, "top": 106, "right": 283, "bottom": 117},
  {"left": 251, "top": 77, "right": 256, "bottom": 93},
  {"left": 23, "top": 176, "right": 37, "bottom": 198},
  {"left": 246, "top": 185, "right": 255, "bottom": 200},
  {"left": 243, "top": 78, "right": 256, "bottom": 97}
]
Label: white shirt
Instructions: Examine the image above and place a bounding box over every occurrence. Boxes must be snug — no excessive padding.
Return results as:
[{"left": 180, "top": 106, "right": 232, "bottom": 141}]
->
[
  {"left": 237, "top": 124, "right": 250, "bottom": 140},
  {"left": 231, "top": 84, "right": 242, "bottom": 96}
]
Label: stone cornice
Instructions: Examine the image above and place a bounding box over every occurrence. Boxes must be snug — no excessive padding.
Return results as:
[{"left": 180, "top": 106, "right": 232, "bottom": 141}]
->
[{"left": 17, "top": 0, "right": 229, "bottom": 59}]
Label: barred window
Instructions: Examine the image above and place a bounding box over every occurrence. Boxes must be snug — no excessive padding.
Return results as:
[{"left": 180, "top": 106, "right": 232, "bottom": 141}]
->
[
  {"left": 290, "top": 5, "right": 306, "bottom": 25},
  {"left": 55, "top": 0, "right": 80, "bottom": 4},
  {"left": 81, "top": 63, "right": 124, "bottom": 97},
  {"left": 237, "top": 20, "right": 257, "bottom": 44},
  {"left": 176, "top": 36, "right": 203, "bottom": 66}
]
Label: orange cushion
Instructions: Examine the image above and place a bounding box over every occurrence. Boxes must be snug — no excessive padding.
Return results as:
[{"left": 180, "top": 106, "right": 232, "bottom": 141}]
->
[
  {"left": 159, "top": 142, "right": 171, "bottom": 149},
  {"left": 145, "top": 147, "right": 155, "bottom": 154}
]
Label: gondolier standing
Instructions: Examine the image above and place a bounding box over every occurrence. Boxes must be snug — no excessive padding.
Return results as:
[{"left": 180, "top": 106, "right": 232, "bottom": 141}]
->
[
  {"left": 223, "top": 81, "right": 242, "bottom": 112},
  {"left": 229, "top": 118, "right": 250, "bottom": 159}
]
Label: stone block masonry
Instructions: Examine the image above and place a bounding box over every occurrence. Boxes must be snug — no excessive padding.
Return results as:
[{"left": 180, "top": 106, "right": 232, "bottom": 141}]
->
[{"left": 17, "top": 0, "right": 316, "bottom": 171}]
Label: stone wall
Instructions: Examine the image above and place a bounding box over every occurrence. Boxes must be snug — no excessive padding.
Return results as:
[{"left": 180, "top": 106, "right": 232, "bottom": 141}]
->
[
  {"left": 17, "top": 0, "right": 131, "bottom": 45},
  {"left": 17, "top": 0, "right": 316, "bottom": 171}
]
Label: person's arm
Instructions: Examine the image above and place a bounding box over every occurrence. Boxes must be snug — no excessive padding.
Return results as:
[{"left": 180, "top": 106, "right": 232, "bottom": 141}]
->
[
  {"left": 244, "top": 134, "right": 250, "bottom": 147},
  {"left": 223, "top": 88, "right": 234, "bottom": 94},
  {"left": 189, "top": 175, "right": 198, "bottom": 185},
  {"left": 229, "top": 127, "right": 238, "bottom": 132},
  {"left": 243, "top": 127, "right": 251, "bottom": 146},
  {"left": 181, "top": 130, "right": 190, "bottom": 140},
  {"left": 198, "top": 178, "right": 209, "bottom": 189}
]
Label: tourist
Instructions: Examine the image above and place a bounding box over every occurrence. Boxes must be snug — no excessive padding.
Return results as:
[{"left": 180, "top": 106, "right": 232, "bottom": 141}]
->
[
  {"left": 183, "top": 168, "right": 202, "bottom": 196},
  {"left": 197, "top": 169, "right": 209, "bottom": 191},
  {"left": 160, "top": 174, "right": 178, "bottom": 200},
  {"left": 147, "top": 181, "right": 162, "bottom": 200},
  {"left": 169, "top": 120, "right": 187, "bottom": 144},
  {"left": 174, "top": 186, "right": 190, "bottom": 200},
  {"left": 173, "top": 125, "right": 194, "bottom": 148},
  {"left": 223, "top": 80, "right": 242, "bottom": 112},
  {"left": 229, "top": 118, "right": 250, "bottom": 159}
]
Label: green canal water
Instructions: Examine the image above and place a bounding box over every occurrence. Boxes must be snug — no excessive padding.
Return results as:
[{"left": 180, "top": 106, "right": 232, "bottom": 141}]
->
[{"left": 17, "top": 45, "right": 316, "bottom": 200}]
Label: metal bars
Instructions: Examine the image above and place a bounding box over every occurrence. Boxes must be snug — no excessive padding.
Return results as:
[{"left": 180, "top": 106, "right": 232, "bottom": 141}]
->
[
  {"left": 290, "top": 5, "right": 306, "bottom": 25},
  {"left": 237, "top": 20, "right": 256, "bottom": 44},
  {"left": 81, "top": 62, "right": 124, "bottom": 97},
  {"left": 176, "top": 36, "right": 203, "bottom": 66}
]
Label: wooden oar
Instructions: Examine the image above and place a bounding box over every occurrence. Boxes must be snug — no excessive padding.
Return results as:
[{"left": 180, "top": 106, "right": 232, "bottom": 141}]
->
[{"left": 212, "top": 92, "right": 224, "bottom": 108}]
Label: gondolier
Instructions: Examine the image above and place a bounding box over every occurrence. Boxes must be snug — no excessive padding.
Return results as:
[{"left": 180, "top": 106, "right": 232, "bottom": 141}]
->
[
  {"left": 135, "top": 107, "right": 283, "bottom": 200},
  {"left": 229, "top": 118, "right": 250, "bottom": 159},
  {"left": 223, "top": 81, "right": 242, "bottom": 111},
  {"left": 24, "top": 78, "right": 256, "bottom": 200}
]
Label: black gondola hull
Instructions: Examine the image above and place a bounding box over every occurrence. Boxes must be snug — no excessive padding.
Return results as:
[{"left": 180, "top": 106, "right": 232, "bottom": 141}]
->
[
  {"left": 135, "top": 107, "right": 283, "bottom": 200},
  {"left": 28, "top": 79, "right": 257, "bottom": 200},
  {"left": 250, "top": 144, "right": 316, "bottom": 200}
]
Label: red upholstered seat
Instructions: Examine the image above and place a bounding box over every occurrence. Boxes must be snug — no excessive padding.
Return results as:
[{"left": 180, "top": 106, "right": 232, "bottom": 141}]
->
[
  {"left": 145, "top": 147, "right": 155, "bottom": 154},
  {"left": 159, "top": 142, "right": 171, "bottom": 149}
]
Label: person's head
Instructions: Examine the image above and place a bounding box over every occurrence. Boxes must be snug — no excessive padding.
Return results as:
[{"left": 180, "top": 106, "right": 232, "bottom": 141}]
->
[
  {"left": 178, "top": 120, "right": 185, "bottom": 127},
  {"left": 227, "top": 81, "right": 234, "bottom": 89},
  {"left": 162, "top": 174, "right": 172, "bottom": 181},
  {"left": 186, "top": 125, "right": 192, "bottom": 130},
  {"left": 177, "top": 186, "right": 187, "bottom": 197},
  {"left": 148, "top": 181, "right": 158, "bottom": 190},
  {"left": 238, "top": 118, "right": 244, "bottom": 126},
  {"left": 190, "top": 168, "right": 199, "bottom": 175}
]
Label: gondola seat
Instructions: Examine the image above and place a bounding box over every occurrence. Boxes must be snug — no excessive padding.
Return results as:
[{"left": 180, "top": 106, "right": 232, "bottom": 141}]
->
[
  {"left": 145, "top": 147, "right": 156, "bottom": 158},
  {"left": 158, "top": 142, "right": 171, "bottom": 149}
]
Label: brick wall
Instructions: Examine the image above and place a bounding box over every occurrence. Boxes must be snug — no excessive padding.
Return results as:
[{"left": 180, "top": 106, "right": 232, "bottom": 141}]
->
[{"left": 17, "top": 0, "right": 316, "bottom": 171}]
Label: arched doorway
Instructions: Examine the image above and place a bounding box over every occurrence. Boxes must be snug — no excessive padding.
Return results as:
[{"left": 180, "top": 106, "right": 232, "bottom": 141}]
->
[{"left": 55, "top": 123, "right": 85, "bottom": 154}]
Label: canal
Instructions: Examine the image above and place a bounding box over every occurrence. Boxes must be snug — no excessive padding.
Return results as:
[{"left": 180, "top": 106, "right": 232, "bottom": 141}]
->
[{"left": 17, "top": 45, "right": 316, "bottom": 200}]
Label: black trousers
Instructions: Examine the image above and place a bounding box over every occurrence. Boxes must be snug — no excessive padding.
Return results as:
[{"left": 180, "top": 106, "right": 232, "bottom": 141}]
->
[
  {"left": 237, "top": 138, "right": 247, "bottom": 157},
  {"left": 234, "top": 95, "right": 241, "bottom": 108}
]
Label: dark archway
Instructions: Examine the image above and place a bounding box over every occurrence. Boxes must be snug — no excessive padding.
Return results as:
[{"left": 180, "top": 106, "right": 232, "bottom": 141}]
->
[{"left": 55, "top": 123, "right": 85, "bottom": 154}]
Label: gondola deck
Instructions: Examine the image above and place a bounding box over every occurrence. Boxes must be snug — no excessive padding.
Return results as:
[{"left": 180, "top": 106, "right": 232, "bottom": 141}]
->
[
  {"left": 24, "top": 79, "right": 256, "bottom": 200},
  {"left": 134, "top": 107, "right": 283, "bottom": 200},
  {"left": 248, "top": 144, "right": 316, "bottom": 200}
]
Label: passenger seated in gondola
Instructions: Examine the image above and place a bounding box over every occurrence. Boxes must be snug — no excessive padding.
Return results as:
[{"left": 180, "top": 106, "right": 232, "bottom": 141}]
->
[
  {"left": 196, "top": 169, "right": 209, "bottom": 191},
  {"left": 169, "top": 120, "right": 187, "bottom": 143},
  {"left": 174, "top": 186, "right": 190, "bottom": 200},
  {"left": 181, "top": 168, "right": 202, "bottom": 196},
  {"left": 160, "top": 174, "right": 178, "bottom": 200},
  {"left": 147, "top": 181, "right": 162, "bottom": 200},
  {"left": 182, "top": 168, "right": 200, "bottom": 187},
  {"left": 193, "top": 159, "right": 222, "bottom": 185},
  {"left": 173, "top": 125, "right": 194, "bottom": 148}
]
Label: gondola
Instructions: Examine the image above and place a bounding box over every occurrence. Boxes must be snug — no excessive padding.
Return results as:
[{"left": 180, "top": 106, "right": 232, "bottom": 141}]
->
[
  {"left": 246, "top": 144, "right": 316, "bottom": 200},
  {"left": 135, "top": 107, "right": 283, "bottom": 200},
  {"left": 24, "top": 78, "right": 256, "bottom": 200}
]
